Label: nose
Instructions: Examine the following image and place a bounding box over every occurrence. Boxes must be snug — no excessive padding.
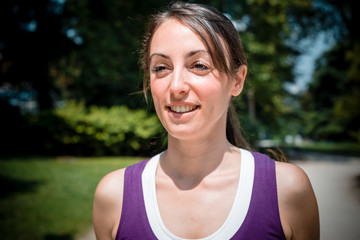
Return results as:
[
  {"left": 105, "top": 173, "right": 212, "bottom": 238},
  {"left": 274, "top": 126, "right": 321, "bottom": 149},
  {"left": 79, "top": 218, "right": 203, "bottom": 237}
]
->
[{"left": 169, "top": 68, "right": 189, "bottom": 97}]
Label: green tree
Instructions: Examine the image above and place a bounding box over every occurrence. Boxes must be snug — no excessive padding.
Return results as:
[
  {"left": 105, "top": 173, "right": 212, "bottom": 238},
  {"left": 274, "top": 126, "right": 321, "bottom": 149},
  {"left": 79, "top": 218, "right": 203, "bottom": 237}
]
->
[
  {"left": 301, "top": 0, "right": 360, "bottom": 143},
  {"left": 303, "top": 42, "right": 360, "bottom": 142},
  {"left": 52, "top": 0, "right": 169, "bottom": 108},
  {"left": 0, "top": 0, "right": 73, "bottom": 110}
]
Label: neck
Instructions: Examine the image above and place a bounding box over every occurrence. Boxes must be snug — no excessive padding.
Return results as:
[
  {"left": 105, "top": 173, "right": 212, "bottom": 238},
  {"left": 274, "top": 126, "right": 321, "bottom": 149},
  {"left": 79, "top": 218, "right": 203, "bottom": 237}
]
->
[{"left": 159, "top": 131, "right": 236, "bottom": 189}]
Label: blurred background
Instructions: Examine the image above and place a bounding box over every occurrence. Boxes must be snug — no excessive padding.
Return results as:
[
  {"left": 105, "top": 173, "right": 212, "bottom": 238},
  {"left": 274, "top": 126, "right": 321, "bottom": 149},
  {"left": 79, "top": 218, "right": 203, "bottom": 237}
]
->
[{"left": 0, "top": 0, "right": 359, "bottom": 239}]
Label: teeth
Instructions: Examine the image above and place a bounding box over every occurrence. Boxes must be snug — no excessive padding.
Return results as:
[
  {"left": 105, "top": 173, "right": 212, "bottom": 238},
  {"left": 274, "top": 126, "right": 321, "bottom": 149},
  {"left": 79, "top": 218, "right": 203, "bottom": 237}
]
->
[{"left": 170, "top": 105, "right": 197, "bottom": 113}]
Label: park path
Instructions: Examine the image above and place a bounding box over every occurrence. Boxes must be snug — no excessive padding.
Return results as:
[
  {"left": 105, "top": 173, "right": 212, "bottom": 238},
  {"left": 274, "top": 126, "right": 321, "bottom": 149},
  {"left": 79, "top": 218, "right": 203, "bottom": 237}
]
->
[
  {"left": 292, "top": 152, "right": 360, "bottom": 240},
  {"left": 78, "top": 152, "right": 360, "bottom": 240}
]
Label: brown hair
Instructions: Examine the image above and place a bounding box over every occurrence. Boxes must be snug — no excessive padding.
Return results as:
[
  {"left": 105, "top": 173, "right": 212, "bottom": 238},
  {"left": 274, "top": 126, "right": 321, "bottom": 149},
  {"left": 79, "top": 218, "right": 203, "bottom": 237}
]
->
[{"left": 140, "top": 1, "right": 250, "bottom": 150}]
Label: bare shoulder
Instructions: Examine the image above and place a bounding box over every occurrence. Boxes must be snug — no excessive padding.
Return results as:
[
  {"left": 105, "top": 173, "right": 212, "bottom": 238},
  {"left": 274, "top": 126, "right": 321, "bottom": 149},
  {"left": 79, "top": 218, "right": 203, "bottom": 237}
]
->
[
  {"left": 93, "top": 168, "right": 126, "bottom": 240},
  {"left": 95, "top": 168, "right": 126, "bottom": 201},
  {"left": 276, "top": 162, "right": 320, "bottom": 240},
  {"left": 276, "top": 162, "right": 312, "bottom": 196}
]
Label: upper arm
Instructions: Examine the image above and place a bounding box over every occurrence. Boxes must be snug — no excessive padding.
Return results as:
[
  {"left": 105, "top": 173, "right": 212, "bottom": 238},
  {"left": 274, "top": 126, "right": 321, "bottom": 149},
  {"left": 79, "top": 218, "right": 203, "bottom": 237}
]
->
[
  {"left": 276, "top": 162, "right": 320, "bottom": 240},
  {"left": 93, "top": 168, "right": 125, "bottom": 240}
]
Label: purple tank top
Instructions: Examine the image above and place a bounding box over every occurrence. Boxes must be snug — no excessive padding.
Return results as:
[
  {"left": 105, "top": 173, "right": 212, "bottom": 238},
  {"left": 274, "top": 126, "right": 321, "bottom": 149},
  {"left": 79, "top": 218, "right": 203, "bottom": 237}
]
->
[{"left": 116, "top": 152, "right": 286, "bottom": 239}]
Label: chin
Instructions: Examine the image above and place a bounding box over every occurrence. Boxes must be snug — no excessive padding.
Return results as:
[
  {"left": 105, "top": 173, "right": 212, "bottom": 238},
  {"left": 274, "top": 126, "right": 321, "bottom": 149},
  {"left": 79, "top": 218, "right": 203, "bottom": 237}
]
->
[{"left": 166, "top": 127, "right": 201, "bottom": 141}]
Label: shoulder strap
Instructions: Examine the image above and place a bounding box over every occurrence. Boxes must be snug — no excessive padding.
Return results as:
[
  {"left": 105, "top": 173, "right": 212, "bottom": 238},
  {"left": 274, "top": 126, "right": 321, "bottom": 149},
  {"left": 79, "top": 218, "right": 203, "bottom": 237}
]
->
[
  {"left": 231, "top": 152, "right": 286, "bottom": 239},
  {"left": 116, "top": 159, "right": 157, "bottom": 240}
]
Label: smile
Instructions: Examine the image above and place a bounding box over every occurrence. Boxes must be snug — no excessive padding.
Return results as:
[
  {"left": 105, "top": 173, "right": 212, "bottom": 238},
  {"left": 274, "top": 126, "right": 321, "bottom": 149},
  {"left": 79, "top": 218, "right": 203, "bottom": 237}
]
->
[{"left": 169, "top": 105, "right": 199, "bottom": 113}]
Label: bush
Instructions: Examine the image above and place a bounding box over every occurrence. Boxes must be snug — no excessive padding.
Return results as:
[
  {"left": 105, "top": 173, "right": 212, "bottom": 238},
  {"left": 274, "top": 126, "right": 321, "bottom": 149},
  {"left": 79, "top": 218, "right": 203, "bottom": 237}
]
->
[
  {"left": 1, "top": 101, "right": 163, "bottom": 156},
  {"left": 54, "top": 101, "right": 163, "bottom": 156}
]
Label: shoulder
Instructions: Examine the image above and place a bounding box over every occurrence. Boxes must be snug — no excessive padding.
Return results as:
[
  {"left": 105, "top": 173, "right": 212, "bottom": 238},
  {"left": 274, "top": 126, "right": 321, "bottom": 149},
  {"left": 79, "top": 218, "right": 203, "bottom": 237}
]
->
[
  {"left": 95, "top": 168, "right": 126, "bottom": 205},
  {"left": 94, "top": 159, "right": 148, "bottom": 203},
  {"left": 275, "top": 162, "right": 320, "bottom": 240},
  {"left": 93, "top": 168, "right": 126, "bottom": 240},
  {"left": 276, "top": 161, "right": 312, "bottom": 196},
  {"left": 275, "top": 162, "right": 317, "bottom": 210}
]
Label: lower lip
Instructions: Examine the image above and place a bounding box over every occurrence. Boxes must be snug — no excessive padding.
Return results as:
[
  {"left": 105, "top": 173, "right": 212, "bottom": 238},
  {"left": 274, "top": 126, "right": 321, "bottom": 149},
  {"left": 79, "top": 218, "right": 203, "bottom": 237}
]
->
[{"left": 167, "top": 107, "right": 199, "bottom": 119}]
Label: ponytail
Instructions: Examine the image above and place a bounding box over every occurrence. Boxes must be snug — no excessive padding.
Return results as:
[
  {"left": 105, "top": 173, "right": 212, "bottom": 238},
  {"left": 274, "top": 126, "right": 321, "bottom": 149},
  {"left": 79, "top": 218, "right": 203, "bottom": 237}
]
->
[
  {"left": 226, "top": 103, "right": 251, "bottom": 150},
  {"left": 226, "top": 103, "right": 288, "bottom": 162}
]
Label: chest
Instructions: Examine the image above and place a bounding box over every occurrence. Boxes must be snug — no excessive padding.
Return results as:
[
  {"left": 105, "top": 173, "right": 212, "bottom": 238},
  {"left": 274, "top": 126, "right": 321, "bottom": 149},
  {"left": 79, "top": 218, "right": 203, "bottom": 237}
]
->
[
  {"left": 155, "top": 175, "right": 239, "bottom": 239},
  {"left": 116, "top": 151, "right": 288, "bottom": 240}
]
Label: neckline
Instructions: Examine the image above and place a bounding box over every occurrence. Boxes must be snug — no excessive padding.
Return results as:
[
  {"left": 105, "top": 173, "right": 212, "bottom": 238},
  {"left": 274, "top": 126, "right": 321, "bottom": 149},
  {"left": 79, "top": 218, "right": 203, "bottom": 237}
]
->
[{"left": 142, "top": 149, "right": 255, "bottom": 240}]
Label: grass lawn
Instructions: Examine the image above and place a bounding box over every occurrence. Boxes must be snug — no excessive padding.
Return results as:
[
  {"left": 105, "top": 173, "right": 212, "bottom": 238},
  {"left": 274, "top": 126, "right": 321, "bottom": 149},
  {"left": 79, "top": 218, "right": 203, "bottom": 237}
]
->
[{"left": 0, "top": 156, "right": 143, "bottom": 240}]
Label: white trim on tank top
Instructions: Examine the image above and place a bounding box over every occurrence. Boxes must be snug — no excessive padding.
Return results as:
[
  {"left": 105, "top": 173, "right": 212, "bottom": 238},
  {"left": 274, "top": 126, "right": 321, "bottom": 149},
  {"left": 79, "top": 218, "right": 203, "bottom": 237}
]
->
[{"left": 142, "top": 148, "right": 255, "bottom": 240}]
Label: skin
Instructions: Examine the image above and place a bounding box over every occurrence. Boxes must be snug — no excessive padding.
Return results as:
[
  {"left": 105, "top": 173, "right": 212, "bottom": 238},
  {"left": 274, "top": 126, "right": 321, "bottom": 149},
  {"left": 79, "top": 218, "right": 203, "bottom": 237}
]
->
[{"left": 93, "top": 19, "right": 319, "bottom": 240}]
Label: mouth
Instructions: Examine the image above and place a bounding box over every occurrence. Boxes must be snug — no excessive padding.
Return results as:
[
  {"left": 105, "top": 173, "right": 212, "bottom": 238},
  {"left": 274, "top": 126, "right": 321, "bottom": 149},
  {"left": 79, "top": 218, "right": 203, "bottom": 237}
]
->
[{"left": 168, "top": 105, "right": 200, "bottom": 113}]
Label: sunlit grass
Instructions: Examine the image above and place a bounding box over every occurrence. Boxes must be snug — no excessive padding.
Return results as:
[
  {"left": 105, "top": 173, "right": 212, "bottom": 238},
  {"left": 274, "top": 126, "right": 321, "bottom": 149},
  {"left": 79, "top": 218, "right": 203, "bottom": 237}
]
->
[{"left": 0, "top": 156, "right": 143, "bottom": 240}]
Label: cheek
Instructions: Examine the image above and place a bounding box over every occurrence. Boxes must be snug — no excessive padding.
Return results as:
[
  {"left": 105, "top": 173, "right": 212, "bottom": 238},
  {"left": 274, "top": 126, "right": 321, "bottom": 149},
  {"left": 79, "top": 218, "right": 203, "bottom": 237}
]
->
[
  {"left": 150, "top": 80, "right": 166, "bottom": 110},
  {"left": 197, "top": 80, "right": 229, "bottom": 104},
  {"left": 150, "top": 79, "right": 160, "bottom": 99}
]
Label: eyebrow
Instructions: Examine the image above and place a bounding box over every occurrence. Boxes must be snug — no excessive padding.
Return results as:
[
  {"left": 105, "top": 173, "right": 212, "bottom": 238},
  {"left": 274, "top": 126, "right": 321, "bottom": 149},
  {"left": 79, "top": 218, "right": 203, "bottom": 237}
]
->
[
  {"left": 149, "top": 53, "right": 170, "bottom": 60},
  {"left": 149, "top": 50, "right": 209, "bottom": 61},
  {"left": 185, "top": 49, "right": 209, "bottom": 58}
]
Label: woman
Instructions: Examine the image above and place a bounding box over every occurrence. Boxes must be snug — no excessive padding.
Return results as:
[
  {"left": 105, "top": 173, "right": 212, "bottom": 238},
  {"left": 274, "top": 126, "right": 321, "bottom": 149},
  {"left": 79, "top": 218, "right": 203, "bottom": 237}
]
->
[{"left": 93, "top": 2, "right": 319, "bottom": 239}]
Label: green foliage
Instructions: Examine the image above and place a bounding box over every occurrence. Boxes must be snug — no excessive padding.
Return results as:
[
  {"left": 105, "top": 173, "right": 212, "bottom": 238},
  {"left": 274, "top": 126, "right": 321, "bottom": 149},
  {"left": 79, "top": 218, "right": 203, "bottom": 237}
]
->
[
  {"left": 0, "top": 156, "right": 141, "bottom": 240},
  {"left": 211, "top": 0, "right": 307, "bottom": 139},
  {"left": 294, "top": 0, "right": 360, "bottom": 145},
  {"left": 54, "top": 101, "right": 163, "bottom": 155},
  {"left": 290, "top": 141, "right": 360, "bottom": 156},
  {"left": 52, "top": 0, "right": 168, "bottom": 108},
  {"left": 0, "top": 101, "right": 163, "bottom": 157},
  {"left": 302, "top": 40, "right": 360, "bottom": 143}
]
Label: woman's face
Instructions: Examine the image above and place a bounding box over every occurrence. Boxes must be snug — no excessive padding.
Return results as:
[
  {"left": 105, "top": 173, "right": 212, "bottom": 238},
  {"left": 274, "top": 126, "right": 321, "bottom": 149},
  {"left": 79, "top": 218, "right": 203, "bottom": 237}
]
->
[{"left": 149, "top": 19, "right": 244, "bottom": 142}]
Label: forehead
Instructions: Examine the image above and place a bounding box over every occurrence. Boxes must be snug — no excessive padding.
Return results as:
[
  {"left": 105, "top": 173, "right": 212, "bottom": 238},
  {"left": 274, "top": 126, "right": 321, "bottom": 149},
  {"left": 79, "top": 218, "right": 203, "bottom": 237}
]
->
[{"left": 150, "top": 18, "right": 208, "bottom": 55}]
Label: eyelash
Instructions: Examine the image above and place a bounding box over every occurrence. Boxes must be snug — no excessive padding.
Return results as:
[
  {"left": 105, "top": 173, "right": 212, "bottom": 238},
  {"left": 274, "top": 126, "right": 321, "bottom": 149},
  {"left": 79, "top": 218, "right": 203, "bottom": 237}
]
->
[
  {"left": 151, "top": 65, "right": 167, "bottom": 73},
  {"left": 192, "top": 62, "right": 210, "bottom": 71}
]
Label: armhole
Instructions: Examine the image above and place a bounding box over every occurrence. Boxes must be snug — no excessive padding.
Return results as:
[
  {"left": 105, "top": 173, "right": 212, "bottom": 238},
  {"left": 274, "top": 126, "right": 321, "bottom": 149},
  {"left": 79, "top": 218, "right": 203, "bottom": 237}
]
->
[
  {"left": 115, "top": 159, "right": 151, "bottom": 240},
  {"left": 251, "top": 152, "right": 287, "bottom": 240},
  {"left": 114, "top": 168, "right": 126, "bottom": 240},
  {"left": 274, "top": 161, "right": 289, "bottom": 240}
]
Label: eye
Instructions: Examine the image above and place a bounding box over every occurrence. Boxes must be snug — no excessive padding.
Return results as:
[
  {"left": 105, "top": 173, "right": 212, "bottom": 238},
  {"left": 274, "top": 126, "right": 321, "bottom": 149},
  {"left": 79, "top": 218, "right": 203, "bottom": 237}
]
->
[
  {"left": 151, "top": 65, "right": 167, "bottom": 73},
  {"left": 194, "top": 63, "right": 209, "bottom": 71},
  {"left": 151, "top": 64, "right": 171, "bottom": 78},
  {"left": 190, "top": 62, "right": 211, "bottom": 75}
]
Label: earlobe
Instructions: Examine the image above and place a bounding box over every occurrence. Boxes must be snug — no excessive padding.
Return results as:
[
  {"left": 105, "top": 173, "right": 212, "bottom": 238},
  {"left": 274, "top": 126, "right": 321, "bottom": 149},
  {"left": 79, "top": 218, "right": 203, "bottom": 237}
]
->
[{"left": 231, "top": 65, "right": 247, "bottom": 96}]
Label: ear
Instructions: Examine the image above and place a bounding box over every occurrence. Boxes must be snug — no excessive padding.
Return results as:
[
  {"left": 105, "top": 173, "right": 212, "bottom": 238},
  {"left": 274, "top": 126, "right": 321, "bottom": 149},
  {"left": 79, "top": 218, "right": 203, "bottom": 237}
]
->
[{"left": 230, "top": 65, "right": 247, "bottom": 96}]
